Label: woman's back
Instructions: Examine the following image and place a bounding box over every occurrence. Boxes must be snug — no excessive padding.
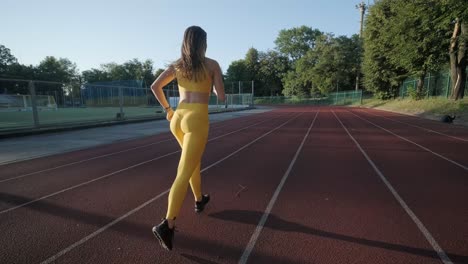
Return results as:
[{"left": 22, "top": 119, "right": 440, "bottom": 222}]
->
[{"left": 175, "top": 66, "right": 212, "bottom": 94}]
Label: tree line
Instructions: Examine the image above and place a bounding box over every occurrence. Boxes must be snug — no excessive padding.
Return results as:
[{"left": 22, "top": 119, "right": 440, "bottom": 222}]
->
[
  {"left": 224, "top": 26, "right": 362, "bottom": 97},
  {"left": 225, "top": 0, "right": 467, "bottom": 100},
  {"left": 1, "top": 0, "right": 466, "bottom": 100},
  {"left": 363, "top": 0, "right": 467, "bottom": 100},
  {"left": 0, "top": 45, "right": 156, "bottom": 96}
]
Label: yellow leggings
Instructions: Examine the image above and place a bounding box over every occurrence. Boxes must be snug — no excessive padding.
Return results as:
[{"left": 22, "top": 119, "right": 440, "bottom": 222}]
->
[{"left": 166, "top": 102, "right": 209, "bottom": 219}]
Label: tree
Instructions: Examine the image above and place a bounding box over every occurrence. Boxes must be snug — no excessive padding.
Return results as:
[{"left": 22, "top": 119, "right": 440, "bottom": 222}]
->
[
  {"left": 387, "top": 1, "right": 447, "bottom": 98},
  {"left": 281, "top": 34, "right": 361, "bottom": 96},
  {"left": 154, "top": 68, "right": 165, "bottom": 79},
  {"left": 440, "top": 0, "right": 468, "bottom": 100},
  {"left": 448, "top": 19, "right": 466, "bottom": 100},
  {"left": 258, "top": 50, "right": 290, "bottom": 96},
  {"left": 36, "top": 56, "right": 78, "bottom": 83},
  {"left": 244, "top": 47, "right": 260, "bottom": 81},
  {"left": 274, "top": 26, "right": 323, "bottom": 61},
  {"left": 282, "top": 70, "right": 307, "bottom": 97},
  {"left": 0, "top": 44, "right": 18, "bottom": 74},
  {"left": 362, "top": 0, "right": 408, "bottom": 99},
  {"left": 309, "top": 34, "right": 362, "bottom": 94},
  {"left": 225, "top": 60, "right": 249, "bottom": 83},
  {"left": 35, "top": 56, "right": 80, "bottom": 101},
  {"left": 83, "top": 59, "right": 155, "bottom": 86},
  {"left": 82, "top": 68, "right": 111, "bottom": 83}
]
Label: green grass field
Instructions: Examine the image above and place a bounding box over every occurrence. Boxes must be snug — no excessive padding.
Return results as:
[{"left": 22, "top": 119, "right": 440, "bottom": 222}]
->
[
  {"left": 0, "top": 105, "right": 247, "bottom": 131},
  {"left": 0, "top": 107, "right": 163, "bottom": 129}
]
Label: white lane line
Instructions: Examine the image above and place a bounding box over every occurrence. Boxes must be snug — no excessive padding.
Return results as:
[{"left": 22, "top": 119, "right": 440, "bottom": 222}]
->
[
  {"left": 0, "top": 115, "right": 282, "bottom": 215},
  {"left": 0, "top": 113, "right": 276, "bottom": 183},
  {"left": 239, "top": 111, "right": 319, "bottom": 264},
  {"left": 354, "top": 108, "right": 468, "bottom": 142},
  {"left": 0, "top": 115, "right": 259, "bottom": 167},
  {"left": 39, "top": 113, "right": 303, "bottom": 264},
  {"left": 0, "top": 138, "right": 172, "bottom": 183},
  {"left": 332, "top": 110, "right": 453, "bottom": 264},
  {"left": 347, "top": 110, "right": 468, "bottom": 172}
]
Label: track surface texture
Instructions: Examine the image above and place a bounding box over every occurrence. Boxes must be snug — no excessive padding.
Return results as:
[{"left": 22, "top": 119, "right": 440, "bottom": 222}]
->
[{"left": 1, "top": 106, "right": 467, "bottom": 264}]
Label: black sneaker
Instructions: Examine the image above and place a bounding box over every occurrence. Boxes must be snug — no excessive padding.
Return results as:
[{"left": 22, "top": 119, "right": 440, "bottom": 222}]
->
[
  {"left": 195, "top": 194, "right": 210, "bottom": 213},
  {"left": 152, "top": 219, "right": 174, "bottom": 251}
]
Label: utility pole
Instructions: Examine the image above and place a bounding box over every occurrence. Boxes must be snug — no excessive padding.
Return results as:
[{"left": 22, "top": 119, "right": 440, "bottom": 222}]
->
[{"left": 355, "top": 1, "right": 367, "bottom": 91}]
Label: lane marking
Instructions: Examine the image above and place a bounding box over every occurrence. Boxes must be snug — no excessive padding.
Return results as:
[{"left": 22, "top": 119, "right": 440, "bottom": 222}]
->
[
  {"left": 347, "top": 110, "right": 468, "bottom": 171},
  {"left": 239, "top": 111, "right": 319, "bottom": 264},
  {"left": 354, "top": 108, "right": 468, "bottom": 142},
  {"left": 0, "top": 111, "right": 266, "bottom": 168},
  {"left": 40, "top": 113, "right": 303, "bottom": 264},
  {"left": 0, "top": 114, "right": 283, "bottom": 215},
  {"left": 332, "top": 110, "right": 453, "bottom": 264},
  {"left": 0, "top": 113, "right": 277, "bottom": 183}
]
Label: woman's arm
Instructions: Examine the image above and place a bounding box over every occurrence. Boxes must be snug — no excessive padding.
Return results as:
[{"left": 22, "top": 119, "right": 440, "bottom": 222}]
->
[
  {"left": 150, "top": 66, "right": 176, "bottom": 120},
  {"left": 211, "top": 60, "right": 225, "bottom": 102}
]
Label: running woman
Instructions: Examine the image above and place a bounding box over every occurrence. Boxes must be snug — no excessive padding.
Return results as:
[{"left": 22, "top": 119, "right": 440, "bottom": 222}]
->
[{"left": 150, "top": 25, "right": 225, "bottom": 251}]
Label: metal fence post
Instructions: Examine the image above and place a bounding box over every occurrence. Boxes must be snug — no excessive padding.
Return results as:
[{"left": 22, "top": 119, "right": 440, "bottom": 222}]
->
[
  {"left": 446, "top": 75, "right": 450, "bottom": 98},
  {"left": 427, "top": 73, "right": 431, "bottom": 98},
  {"left": 28, "top": 81, "right": 40, "bottom": 128},
  {"left": 251, "top": 80, "right": 254, "bottom": 107},
  {"left": 119, "top": 86, "right": 124, "bottom": 119}
]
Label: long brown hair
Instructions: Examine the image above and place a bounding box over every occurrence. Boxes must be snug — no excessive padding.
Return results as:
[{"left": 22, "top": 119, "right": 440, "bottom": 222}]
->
[{"left": 173, "top": 26, "right": 207, "bottom": 82}]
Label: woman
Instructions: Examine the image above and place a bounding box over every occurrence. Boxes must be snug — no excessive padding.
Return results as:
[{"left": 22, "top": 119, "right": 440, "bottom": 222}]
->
[{"left": 150, "top": 26, "right": 225, "bottom": 251}]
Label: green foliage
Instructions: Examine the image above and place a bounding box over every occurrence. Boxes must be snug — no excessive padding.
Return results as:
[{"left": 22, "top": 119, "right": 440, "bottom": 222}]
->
[
  {"left": 225, "top": 59, "right": 249, "bottom": 84},
  {"left": 280, "top": 33, "right": 361, "bottom": 96},
  {"left": 282, "top": 71, "right": 308, "bottom": 97},
  {"left": 154, "top": 68, "right": 165, "bottom": 79},
  {"left": 36, "top": 56, "right": 78, "bottom": 83},
  {"left": 257, "top": 50, "right": 290, "bottom": 96},
  {"left": 362, "top": 0, "right": 408, "bottom": 99},
  {"left": 225, "top": 49, "right": 290, "bottom": 96},
  {"left": 244, "top": 47, "right": 259, "bottom": 81},
  {"left": 82, "top": 58, "right": 155, "bottom": 86},
  {"left": 362, "top": 0, "right": 467, "bottom": 99},
  {"left": 0, "top": 44, "right": 18, "bottom": 74},
  {"left": 274, "top": 26, "right": 323, "bottom": 61},
  {"left": 406, "top": 85, "right": 422, "bottom": 100}
]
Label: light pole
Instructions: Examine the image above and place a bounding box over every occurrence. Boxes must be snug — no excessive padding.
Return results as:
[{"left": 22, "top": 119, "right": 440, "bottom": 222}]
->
[{"left": 355, "top": 1, "right": 367, "bottom": 91}]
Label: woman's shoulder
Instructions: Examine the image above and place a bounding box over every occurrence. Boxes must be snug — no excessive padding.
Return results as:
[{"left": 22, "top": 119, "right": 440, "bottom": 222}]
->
[
  {"left": 205, "top": 58, "right": 221, "bottom": 75},
  {"left": 205, "top": 57, "right": 220, "bottom": 68}
]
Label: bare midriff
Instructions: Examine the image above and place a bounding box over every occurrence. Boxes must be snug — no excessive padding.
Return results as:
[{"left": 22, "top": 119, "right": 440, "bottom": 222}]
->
[{"left": 179, "top": 90, "right": 210, "bottom": 104}]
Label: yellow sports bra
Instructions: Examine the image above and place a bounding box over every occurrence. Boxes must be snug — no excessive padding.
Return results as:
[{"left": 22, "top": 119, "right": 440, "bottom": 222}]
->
[{"left": 175, "top": 68, "right": 212, "bottom": 93}]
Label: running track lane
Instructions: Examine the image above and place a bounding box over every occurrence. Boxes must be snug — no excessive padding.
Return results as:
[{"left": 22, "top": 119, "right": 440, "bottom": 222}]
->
[
  {"left": 335, "top": 108, "right": 468, "bottom": 263},
  {"left": 356, "top": 107, "right": 468, "bottom": 141},
  {"left": 0, "top": 112, "right": 282, "bottom": 212},
  {"left": 0, "top": 111, "right": 273, "bottom": 178},
  {"left": 34, "top": 111, "right": 314, "bottom": 264},
  {"left": 1, "top": 106, "right": 467, "bottom": 263},
  {"left": 246, "top": 108, "right": 448, "bottom": 264},
  {"left": 0, "top": 110, "right": 296, "bottom": 263},
  {"left": 348, "top": 108, "right": 468, "bottom": 166}
]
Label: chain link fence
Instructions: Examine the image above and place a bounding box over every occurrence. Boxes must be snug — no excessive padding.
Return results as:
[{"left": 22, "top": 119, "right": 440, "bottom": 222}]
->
[
  {"left": 254, "top": 90, "right": 363, "bottom": 106},
  {"left": 0, "top": 78, "right": 253, "bottom": 132},
  {"left": 399, "top": 71, "right": 468, "bottom": 99}
]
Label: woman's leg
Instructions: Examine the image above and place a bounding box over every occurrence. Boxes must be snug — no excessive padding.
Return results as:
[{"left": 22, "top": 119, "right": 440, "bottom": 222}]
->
[
  {"left": 170, "top": 111, "right": 202, "bottom": 202},
  {"left": 166, "top": 131, "right": 208, "bottom": 219},
  {"left": 189, "top": 164, "right": 202, "bottom": 201},
  {"left": 166, "top": 111, "right": 209, "bottom": 220}
]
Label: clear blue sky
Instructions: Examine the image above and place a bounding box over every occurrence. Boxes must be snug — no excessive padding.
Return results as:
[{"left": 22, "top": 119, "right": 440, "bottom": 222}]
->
[{"left": 1, "top": 0, "right": 368, "bottom": 74}]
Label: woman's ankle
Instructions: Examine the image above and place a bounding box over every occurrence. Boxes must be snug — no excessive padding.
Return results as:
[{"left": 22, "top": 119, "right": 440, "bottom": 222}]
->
[{"left": 166, "top": 218, "right": 175, "bottom": 229}]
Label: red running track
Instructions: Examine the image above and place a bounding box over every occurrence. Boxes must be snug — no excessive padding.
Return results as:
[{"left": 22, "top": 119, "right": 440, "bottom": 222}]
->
[{"left": 0, "top": 106, "right": 467, "bottom": 264}]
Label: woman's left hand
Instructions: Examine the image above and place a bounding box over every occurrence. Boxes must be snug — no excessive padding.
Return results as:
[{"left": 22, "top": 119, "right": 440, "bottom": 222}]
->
[{"left": 166, "top": 108, "right": 174, "bottom": 121}]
